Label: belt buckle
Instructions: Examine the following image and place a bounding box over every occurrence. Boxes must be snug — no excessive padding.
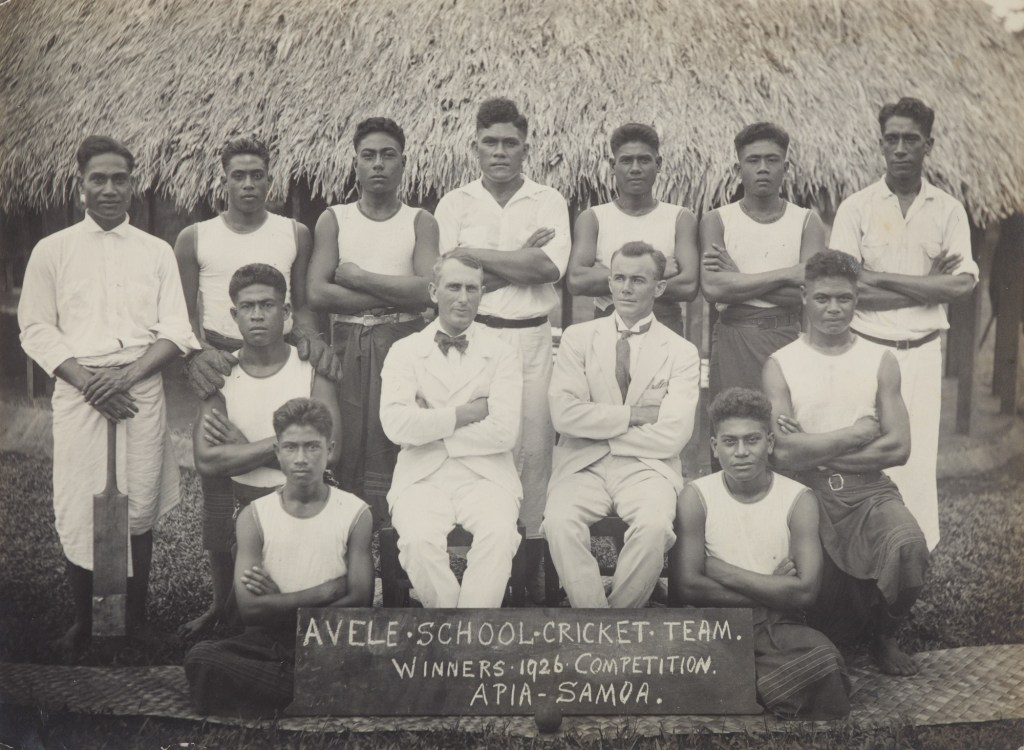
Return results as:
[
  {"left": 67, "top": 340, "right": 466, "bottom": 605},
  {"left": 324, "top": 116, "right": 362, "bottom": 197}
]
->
[
  {"left": 896, "top": 339, "right": 911, "bottom": 350},
  {"left": 827, "top": 473, "right": 845, "bottom": 491}
]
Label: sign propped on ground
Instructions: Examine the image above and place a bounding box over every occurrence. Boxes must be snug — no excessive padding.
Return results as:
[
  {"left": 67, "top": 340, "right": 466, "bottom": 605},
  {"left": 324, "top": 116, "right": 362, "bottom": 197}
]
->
[{"left": 290, "top": 608, "right": 760, "bottom": 716}]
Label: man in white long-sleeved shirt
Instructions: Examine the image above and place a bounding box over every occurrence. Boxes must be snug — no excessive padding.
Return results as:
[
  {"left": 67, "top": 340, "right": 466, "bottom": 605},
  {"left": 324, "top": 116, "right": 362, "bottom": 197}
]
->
[
  {"left": 18, "top": 135, "right": 199, "bottom": 657},
  {"left": 380, "top": 254, "right": 523, "bottom": 607}
]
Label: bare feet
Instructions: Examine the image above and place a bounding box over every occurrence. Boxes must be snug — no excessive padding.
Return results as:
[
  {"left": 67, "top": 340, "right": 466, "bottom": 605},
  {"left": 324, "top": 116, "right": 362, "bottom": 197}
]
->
[
  {"left": 177, "top": 607, "right": 219, "bottom": 640},
  {"left": 50, "top": 622, "right": 89, "bottom": 663},
  {"left": 872, "top": 635, "right": 919, "bottom": 676}
]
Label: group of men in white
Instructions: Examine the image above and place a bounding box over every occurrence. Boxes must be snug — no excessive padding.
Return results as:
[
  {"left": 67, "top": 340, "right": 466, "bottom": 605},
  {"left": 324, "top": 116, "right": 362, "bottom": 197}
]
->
[{"left": 18, "top": 95, "right": 978, "bottom": 719}]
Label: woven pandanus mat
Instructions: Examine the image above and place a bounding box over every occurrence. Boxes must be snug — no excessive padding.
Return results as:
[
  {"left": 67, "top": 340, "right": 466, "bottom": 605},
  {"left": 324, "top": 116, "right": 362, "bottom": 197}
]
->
[{"left": 1, "top": 645, "right": 1022, "bottom": 738}]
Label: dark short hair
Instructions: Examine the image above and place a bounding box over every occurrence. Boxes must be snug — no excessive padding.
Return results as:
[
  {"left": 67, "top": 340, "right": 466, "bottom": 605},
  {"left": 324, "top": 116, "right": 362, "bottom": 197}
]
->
[
  {"left": 878, "top": 97, "right": 935, "bottom": 138},
  {"left": 610, "top": 123, "right": 660, "bottom": 155},
  {"left": 229, "top": 263, "right": 287, "bottom": 302},
  {"left": 709, "top": 387, "right": 773, "bottom": 434},
  {"left": 609, "top": 241, "right": 667, "bottom": 281},
  {"left": 220, "top": 136, "right": 271, "bottom": 171},
  {"left": 432, "top": 253, "right": 483, "bottom": 285},
  {"left": 734, "top": 122, "right": 790, "bottom": 156},
  {"left": 476, "top": 97, "right": 528, "bottom": 138},
  {"left": 805, "top": 250, "right": 860, "bottom": 285},
  {"left": 76, "top": 136, "right": 135, "bottom": 173},
  {"left": 353, "top": 117, "right": 406, "bottom": 153},
  {"left": 273, "top": 398, "right": 333, "bottom": 440}
]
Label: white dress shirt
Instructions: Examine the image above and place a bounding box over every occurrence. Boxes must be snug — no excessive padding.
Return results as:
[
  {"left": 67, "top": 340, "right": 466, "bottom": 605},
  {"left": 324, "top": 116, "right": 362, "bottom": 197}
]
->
[
  {"left": 829, "top": 178, "right": 979, "bottom": 339},
  {"left": 19, "top": 213, "right": 198, "bottom": 375},
  {"left": 434, "top": 177, "right": 571, "bottom": 319}
]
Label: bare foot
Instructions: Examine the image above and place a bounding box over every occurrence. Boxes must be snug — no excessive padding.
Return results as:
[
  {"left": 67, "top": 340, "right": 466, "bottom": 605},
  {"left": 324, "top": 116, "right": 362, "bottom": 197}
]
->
[
  {"left": 50, "top": 623, "right": 89, "bottom": 663},
  {"left": 872, "top": 635, "right": 919, "bottom": 676},
  {"left": 177, "top": 607, "right": 219, "bottom": 640}
]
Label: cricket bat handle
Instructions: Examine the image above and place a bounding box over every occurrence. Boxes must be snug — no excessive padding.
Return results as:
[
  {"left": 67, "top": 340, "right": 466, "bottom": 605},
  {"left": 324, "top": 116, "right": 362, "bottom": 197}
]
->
[{"left": 104, "top": 419, "right": 118, "bottom": 494}]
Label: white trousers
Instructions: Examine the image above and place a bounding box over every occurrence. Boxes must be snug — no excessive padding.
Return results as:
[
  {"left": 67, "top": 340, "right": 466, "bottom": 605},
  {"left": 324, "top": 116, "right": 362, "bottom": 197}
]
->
[
  {"left": 884, "top": 337, "right": 942, "bottom": 550},
  {"left": 389, "top": 460, "right": 521, "bottom": 608},
  {"left": 541, "top": 455, "right": 677, "bottom": 608},
  {"left": 487, "top": 322, "right": 554, "bottom": 538}
]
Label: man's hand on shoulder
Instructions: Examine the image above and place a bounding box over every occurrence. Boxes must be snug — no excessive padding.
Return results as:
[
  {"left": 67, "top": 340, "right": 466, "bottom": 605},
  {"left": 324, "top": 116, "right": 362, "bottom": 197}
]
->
[
  {"left": 185, "top": 348, "right": 237, "bottom": 400},
  {"left": 629, "top": 404, "right": 660, "bottom": 426},
  {"left": 455, "top": 396, "right": 489, "bottom": 428},
  {"left": 295, "top": 333, "right": 341, "bottom": 382}
]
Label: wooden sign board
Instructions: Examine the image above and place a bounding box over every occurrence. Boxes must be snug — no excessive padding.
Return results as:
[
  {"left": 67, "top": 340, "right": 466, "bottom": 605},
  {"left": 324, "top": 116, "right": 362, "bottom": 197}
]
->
[{"left": 290, "top": 608, "right": 760, "bottom": 716}]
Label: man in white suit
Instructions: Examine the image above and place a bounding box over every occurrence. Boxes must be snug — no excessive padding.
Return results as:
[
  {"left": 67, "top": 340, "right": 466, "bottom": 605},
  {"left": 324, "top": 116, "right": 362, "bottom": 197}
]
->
[
  {"left": 380, "top": 254, "right": 524, "bottom": 608},
  {"left": 542, "top": 241, "right": 701, "bottom": 608}
]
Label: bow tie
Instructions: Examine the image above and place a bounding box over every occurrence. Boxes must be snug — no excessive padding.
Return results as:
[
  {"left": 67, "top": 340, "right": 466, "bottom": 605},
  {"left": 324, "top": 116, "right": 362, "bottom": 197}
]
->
[{"left": 435, "top": 330, "right": 469, "bottom": 355}]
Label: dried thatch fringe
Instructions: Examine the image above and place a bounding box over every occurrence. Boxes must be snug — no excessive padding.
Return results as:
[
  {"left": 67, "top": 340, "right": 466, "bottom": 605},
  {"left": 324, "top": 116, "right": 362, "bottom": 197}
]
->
[{"left": 0, "top": 0, "right": 1022, "bottom": 223}]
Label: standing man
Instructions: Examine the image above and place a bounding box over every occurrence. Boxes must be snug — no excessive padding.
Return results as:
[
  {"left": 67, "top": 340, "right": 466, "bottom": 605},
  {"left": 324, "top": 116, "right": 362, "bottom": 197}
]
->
[
  {"left": 700, "top": 122, "right": 826, "bottom": 398},
  {"left": 19, "top": 135, "right": 199, "bottom": 657},
  {"left": 434, "top": 98, "right": 571, "bottom": 600},
  {"left": 670, "top": 388, "right": 850, "bottom": 719},
  {"left": 175, "top": 136, "right": 336, "bottom": 638},
  {"left": 308, "top": 117, "right": 438, "bottom": 526},
  {"left": 566, "top": 123, "right": 699, "bottom": 336},
  {"left": 380, "top": 255, "right": 523, "bottom": 608},
  {"left": 764, "top": 251, "right": 930, "bottom": 675},
  {"left": 543, "top": 242, "right": 700, "bottom": 608},
  {"left": 829, "top": 97, "right": 979, "bottom": 550}
]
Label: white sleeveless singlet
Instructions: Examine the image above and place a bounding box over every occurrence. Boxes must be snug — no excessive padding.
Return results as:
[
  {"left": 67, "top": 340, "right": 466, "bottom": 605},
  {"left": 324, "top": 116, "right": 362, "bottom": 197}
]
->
[
  {"left": 220, "top": 346, "right": 314, "bottom": 487},
  {"left": 691, "top": 471, "right": 806, "bottom": 575},
  {"left": 717, "top": 201, "right": 809, "bottom": 309},
  {"left": 251, "top": 487, "right": 369, "bottom": 594},
  {"left": 196, "top": 213, "right": 297, "bottom": 338},
  {"left": 591, "top": 201, "right": 682, "bottom": 312},
  {"left": 770, "top": 336, "right": 887, "bottom": 434},
  {"left": 332, "top": 202, "right": 418, "bottom": 276}
]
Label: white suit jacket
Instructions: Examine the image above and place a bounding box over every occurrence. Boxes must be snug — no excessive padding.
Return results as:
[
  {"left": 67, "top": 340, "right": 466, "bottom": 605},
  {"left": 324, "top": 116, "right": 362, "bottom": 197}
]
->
[
  {"left": 548, "top": 315, "right": 700, "bottom": 493},
  {"left": 380, "top": 320, "right": 524, "bottom": 501}
]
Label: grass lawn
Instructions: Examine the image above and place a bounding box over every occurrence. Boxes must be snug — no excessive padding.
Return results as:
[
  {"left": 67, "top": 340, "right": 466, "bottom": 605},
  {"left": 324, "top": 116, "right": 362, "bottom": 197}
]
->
[{"left": 1, "top": 450, "right": 1022, "bottom": 747}]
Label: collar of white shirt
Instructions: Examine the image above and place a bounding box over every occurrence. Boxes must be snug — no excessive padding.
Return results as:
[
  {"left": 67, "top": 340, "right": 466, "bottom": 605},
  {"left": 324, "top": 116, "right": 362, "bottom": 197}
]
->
[
  {"left": 874, "top": 176, "right": 938, "bottom": 204},
  {"left": 613, "top": 311, "right": 655, "bottom": 335},
  {"left": 460, "top": 175, "right": 548, "bottom": 204},
  {"left": 81, "top": 212, "right": 132, "bottom": 237}
]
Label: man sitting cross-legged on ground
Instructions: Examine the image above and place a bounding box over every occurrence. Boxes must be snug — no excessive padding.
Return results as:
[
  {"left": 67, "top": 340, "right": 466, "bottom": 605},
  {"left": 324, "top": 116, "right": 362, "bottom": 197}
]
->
[
  {"left": 185, "top": 398, "right": 372, "bottom": 715},
  {"left": 763, "top": 250, "right": 929, "bottom": 676},
  {"left": 186, "top": 263, "right": 341, "bottom": 635},
  {"left": 543, "top": 242, "right": 700, "bottom": 608},
  {"left": 669, "top": 387, "right": 850, "bottom": 719},
  {"left": 379, "top": 254, "right": 524, "bottom": 608}
]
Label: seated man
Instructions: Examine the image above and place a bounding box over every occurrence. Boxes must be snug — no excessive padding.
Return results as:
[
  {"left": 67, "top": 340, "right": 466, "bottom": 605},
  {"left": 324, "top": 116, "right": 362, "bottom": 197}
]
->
[
  {"left": 543, "top": 242, "right": 700, "bottom": 608},
  {"left": 185, "top": 398, "right": 373, "bottom": 715},
  {"left": 186, "top": 263, "right": 341, "bottom": 635},
  {"left": 670, "top": 388, "right": 850, "bottom": 720},
  {"left": 764, "top": 250, "right": 929, "bottom": 676},
  {"left": 380, "top": 254, "right": 524, "bottom": 608}
]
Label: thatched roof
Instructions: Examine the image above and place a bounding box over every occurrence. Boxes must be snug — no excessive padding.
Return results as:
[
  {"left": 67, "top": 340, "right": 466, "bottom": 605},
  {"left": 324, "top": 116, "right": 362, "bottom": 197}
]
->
[{"left": 1, "top": 0, "right": 1023, "bottom": 223}]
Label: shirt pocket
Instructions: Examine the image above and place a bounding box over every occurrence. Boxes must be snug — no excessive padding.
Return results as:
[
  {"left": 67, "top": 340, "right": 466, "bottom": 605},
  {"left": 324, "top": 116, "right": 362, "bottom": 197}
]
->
[{"left": 859, "top": 239, "right": 889, "bottom": 270}]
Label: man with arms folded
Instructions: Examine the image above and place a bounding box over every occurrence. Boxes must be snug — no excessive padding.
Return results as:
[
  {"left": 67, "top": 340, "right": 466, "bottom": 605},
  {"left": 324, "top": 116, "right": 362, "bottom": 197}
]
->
[
  {"left": 187, "top": 264, "right": 342, "bottom": 633},
  {"left": 566, "top": 123, "right": 699, "bottom": 336},
  {"left": 543, "top": 242, "right": 699, "bottom": 608},
  {"left": 379, "top": 255, "right": 523, "bottom": 608},
  {"left": 185, "top": 398, "right": 372, "bottom": 715},
  {"left": 829, "top": 97, "right": 978, "bottom": 550},
  {"left": 434, "top": 98, "right": 570, "bottom": 601},
  {"left": 19, "top": 135, "right": 199, "bottom": 657},
  {"left": 175, "top": 136, "right": 336, "bottom": 637},
  {"left": 700, "top": 122, "right": 826, "bottom": 398},
  {"left": 308, "top": 117, "right": 438, "bottom": 526},
  {"left": 764, "top": 251, "right": 929, "bottom": 675},
  {"left": 670, "top": 387, "right": 850, "bottom": 719}
]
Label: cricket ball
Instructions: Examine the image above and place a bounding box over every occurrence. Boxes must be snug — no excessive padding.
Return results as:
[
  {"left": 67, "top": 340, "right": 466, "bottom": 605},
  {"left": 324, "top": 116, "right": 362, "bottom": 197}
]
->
[{"left": 534, "top": 699, "right": 562, "bottom": 733}]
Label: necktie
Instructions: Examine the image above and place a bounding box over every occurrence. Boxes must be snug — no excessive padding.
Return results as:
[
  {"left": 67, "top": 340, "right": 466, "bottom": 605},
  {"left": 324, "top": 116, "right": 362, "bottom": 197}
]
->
[
  {"left": 615, "top": 322, "right": 651, "bottom": 401},
  {"left": 435, "top": 330, "right": 469, "bottom": 356}
]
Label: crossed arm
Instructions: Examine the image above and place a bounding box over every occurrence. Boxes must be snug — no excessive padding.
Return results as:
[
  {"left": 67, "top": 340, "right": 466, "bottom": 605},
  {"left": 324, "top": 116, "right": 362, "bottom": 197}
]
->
[{"left": 669, "top": 487, "right": 822, "bottom": 611}]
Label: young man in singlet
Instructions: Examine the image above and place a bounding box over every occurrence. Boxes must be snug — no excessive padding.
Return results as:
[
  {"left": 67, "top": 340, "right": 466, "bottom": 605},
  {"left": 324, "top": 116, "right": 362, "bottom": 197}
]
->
[
  {"left": 185, "top": 398, "right": 372, "bottom": 716},
  {"left": 700, "top": 122, "right": 826, "bottom": 399},
  {"left": 670, "top": 387, "right": 849, "bottom": 719},
  {"left": 184, "top": 264, "right": 341, "bottom": 637},
  {"left": 308, "top": 117, "right": 438, "bottom": 526},
  {"left": 175, "top": 136, "right": 337, "bottom": 637},
  {"left": 764, "top": 251, "right": 930, "bottom": 676},
  {"left": 566, "top": 123, "right": 699, "bottom": 336}
]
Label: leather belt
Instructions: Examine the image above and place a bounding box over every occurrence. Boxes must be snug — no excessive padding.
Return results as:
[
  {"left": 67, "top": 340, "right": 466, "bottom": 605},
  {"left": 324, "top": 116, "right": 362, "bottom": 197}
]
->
[
  {"left": 332, "top": 312, "right": 422, "bottom": 327},
  {"left": 719, "top": 310, "right": 800, "bottom": 330},
  {"left": 852, "top": 329, "right": 940, "bottom": 351},
  {"left": 793, "top": 470, "right": 886, "bottom": 492},
  {"left": 475, "top": 314, "right": 548, "bottom": 329}
]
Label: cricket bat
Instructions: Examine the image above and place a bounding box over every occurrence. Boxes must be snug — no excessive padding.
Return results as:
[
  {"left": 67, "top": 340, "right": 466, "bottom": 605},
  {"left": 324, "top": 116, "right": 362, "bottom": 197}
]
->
[{"left": 92, "top": 419, "right": 128, "bottom": 636}]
